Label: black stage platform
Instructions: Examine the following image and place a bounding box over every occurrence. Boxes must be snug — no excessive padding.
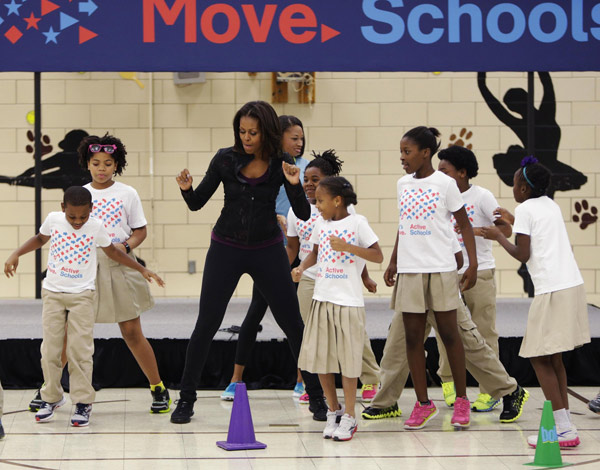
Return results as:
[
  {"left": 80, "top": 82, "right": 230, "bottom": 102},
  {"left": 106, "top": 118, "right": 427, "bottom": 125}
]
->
[{"left": 1, "top": 299, "right": 599, "bottom": 391}]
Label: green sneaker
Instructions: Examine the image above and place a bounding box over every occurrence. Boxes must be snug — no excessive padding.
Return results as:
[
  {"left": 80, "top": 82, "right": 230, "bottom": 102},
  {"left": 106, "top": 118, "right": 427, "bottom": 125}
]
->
[
  {"left": 441, "top": 382, "right": 456, "bottom": 407},
  {"left": 361, "top": 403, "right": 402, "bottom": 420},
  {"left": 471, "top": 393, "right": 500, "bottom": 412}
]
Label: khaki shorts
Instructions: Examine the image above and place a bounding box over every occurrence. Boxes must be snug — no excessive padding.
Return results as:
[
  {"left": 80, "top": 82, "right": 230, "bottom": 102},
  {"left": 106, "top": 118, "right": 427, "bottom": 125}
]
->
[{"left": 391, "top": 272, "right": 459, "bottom": 313}]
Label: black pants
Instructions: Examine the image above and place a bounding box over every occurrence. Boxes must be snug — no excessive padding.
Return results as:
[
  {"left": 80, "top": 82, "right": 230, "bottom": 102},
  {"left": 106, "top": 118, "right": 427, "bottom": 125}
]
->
[
  {"left": 179, "top": 240, "right": 322, "bottom": 402},
  {"left": 235, "top": 257, "right": 300, "bottom": 366}
]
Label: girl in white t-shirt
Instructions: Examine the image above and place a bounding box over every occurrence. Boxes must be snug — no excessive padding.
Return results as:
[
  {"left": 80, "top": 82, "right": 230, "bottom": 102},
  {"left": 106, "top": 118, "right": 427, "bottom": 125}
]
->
[
  {"left": 80, "top": 134, "right": 170, "bottom": 413},
  {"left": 437, "top": 145, "right": 521, "bottom": 414},
  {"left": 292, "top": 177, "right": 383, "bottom": 442},
  {"left": 482, "top": 157, "right": 590, "bottom": 448},
  {"left": 385, "top": 126, "right": 478, "bottom": 430},
  {"left": 287, "top": 150, "right": 381, "bottom": 404}
]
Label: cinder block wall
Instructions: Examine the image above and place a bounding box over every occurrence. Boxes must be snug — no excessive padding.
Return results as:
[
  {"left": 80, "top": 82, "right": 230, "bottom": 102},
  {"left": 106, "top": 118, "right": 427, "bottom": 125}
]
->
[{"left": 0, "top": 71, "right": 599, "bottom": 303}]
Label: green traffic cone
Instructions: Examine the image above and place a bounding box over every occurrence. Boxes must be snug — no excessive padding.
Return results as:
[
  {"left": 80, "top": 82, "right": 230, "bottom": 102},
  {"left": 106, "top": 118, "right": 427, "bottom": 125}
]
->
[{"left": 525, "top": 400, "right": 571, "bottom": 468}]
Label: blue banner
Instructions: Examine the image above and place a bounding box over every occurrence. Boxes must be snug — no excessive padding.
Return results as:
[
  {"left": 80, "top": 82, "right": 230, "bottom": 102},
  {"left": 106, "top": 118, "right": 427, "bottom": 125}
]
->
[{"left": 1, "top": 0, "right": 600, "bottom": 72}]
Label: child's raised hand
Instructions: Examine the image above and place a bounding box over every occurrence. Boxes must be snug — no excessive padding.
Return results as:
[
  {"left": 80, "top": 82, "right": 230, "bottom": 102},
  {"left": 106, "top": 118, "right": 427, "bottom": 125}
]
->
[
  {"left": 4, "top": 255, "right": 19, "bottom": 277},
  {"left": 362, "top": 275, "right": 377, "bottom": 293},
  {"left": 176, "top": 169, "right": 193, "bottom": 191},
  {"left": 142, "top": 268, "right": 165, "bottom": 287},
  {"left": 291, "top": 266, "right": 303, "bottom": 283},
  {"left": 282, "top": 161, "right": 300, "bottom": 185},
  {"left": 480, "top": 225, "right": 501, "bottom": 241},
  {"left": 459, "top": 265, "right": 477, "bottom": 292},
  {"left": 329, "top": 235, "right": 347, "bottom": 252}
]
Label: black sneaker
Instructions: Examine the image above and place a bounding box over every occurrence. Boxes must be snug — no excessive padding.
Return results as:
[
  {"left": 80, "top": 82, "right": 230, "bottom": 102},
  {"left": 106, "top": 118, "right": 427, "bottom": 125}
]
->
[
  {"left": 170, "top": 399, "right": 194, "bottom": 424},
  {"left": 29, "top": 389, "right": 43, "bottom": 412},
  {"left": 361, "top": 403, "right": 402, "bottom": 420},
  {"left": 150, "top": 386, "right": 172, "bottom": 414},
  {"left": 0, "top": 419, "right": 5, "bottom": 440},
  {"left": 500, "top": 386, "right": 529, "bottom": 423},
  {"left": 308, "top": 396, "right": 328, "bottom": 421}
]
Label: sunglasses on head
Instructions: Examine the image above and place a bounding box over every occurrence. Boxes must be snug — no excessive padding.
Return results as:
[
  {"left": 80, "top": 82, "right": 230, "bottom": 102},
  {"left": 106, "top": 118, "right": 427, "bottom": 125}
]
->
[{"left": 88, "top": 144, "right": 117, "bottom": 154}]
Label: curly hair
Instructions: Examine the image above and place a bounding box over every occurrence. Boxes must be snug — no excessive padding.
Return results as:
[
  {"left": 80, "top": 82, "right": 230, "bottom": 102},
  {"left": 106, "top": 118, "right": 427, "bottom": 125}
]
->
[
  {"left": 78, "top": 133, "right": 128, "bottom": 176},
  {"left": 306, "top": 149, "right": 343, "bottom": 177},
  {"left": 233, "top": 101, "right": 281, "bottom": 159},
  {"left": 318, "top": 176, "right": 358, "bottom": 207},
  {"left": 438, "top": 145, "right": 479, "bottom": 178}
]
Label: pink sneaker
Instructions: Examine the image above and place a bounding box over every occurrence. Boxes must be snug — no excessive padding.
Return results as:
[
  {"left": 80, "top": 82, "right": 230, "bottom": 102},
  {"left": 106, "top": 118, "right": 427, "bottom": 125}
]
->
[
  {"left": 361, "top": 384, "right": 378, "bottom": 402},
  {"left": 404, "top": 401, "right": 438, "bottom": 430},
  {"left": 452, "top": 396, "right": 471, "bottom": 428},
  {"left": 298, "top": 392, "right": 309, "bottom": 404}
]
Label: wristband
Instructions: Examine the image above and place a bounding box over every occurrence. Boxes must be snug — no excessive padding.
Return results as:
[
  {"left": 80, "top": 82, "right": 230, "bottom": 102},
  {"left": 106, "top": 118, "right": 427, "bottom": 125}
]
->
[{"left": 123, "top": 241, "right": 131, "bottom": 254}]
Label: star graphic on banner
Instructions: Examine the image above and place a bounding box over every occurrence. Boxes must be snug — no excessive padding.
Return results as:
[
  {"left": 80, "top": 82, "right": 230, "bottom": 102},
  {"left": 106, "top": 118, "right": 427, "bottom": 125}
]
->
[
  {"left": 42, "top": 26, "right": 60, "bottom": 44},
  {"left": 24, "top": 12, "right": 41, "bottom": 30},
  {"left": 5, "top": 0, "right": 23, "bottom": 16}
]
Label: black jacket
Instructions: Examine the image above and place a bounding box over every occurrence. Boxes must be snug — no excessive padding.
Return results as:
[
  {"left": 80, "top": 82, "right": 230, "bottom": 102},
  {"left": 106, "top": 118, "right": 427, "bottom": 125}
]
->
[{"left": 181, "top": 147, "right": 310, "bottom": 246}]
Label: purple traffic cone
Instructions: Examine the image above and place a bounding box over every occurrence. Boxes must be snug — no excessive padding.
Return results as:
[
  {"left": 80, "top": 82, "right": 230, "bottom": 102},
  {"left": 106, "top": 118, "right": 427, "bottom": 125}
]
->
[{"left": 216, "top": 382, "right": 267, "bottom": 451}]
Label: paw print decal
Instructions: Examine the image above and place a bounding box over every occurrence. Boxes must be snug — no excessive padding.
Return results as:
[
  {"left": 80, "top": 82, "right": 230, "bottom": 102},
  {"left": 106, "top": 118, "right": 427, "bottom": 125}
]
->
[
  {"left": 448, "top": 128, "right": 473, "bottom": 150},
  {"left": 25, "top": 130, "right": 53, "bottom": 156},
  {"left": 573, "top": 200, "right": 598, "bottom": 230}
]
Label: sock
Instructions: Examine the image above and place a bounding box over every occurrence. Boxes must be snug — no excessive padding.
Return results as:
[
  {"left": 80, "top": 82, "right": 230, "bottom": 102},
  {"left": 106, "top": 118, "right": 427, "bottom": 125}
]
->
[
  {"left": 419, "top": 400, "right": 431, "bottom": 406},
  {"left": 150, "top": 381, "right": 164, "bottom": 392},
  {"left": 566, "top": 408, "right": 572, "bottom": 425},
  {"left": 553, "top": 408, "right": 570, "bottom": 430}
]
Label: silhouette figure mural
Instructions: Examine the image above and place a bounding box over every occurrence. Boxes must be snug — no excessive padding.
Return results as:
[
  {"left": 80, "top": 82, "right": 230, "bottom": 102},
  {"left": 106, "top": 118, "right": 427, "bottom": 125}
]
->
[
  {"left": 0, "top": 129, "right": 91, "bottom": 191},
  {"left": 478, "top": 72, "right": 587, "bottom": 198},
  {"left": 479, "top": 72, "right": 591, "bottom": 295}
]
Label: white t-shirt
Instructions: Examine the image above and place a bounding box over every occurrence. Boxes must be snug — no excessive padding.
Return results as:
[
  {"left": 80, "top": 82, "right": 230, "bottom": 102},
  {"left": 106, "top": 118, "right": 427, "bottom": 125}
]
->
[
  {"left": 310, "top": 214, "right": 379, "bottom": 307},
  {"left": 84, "top": 182, "right": 147, "bottom": 244},
  {"left": 452, "top": 185, "right": 498, "bottom": 274},
  {"left": 40, "top": 212, "right": 111, "bottom": 294},
  {"left": 287, "top": 204, "right": 357, "bottom": 280},
  {"left": 396, "top": 171, "right": 464, "bottom": 273},
  {"left": 513, "top": 196, "right": 583, "bottom": 295}
]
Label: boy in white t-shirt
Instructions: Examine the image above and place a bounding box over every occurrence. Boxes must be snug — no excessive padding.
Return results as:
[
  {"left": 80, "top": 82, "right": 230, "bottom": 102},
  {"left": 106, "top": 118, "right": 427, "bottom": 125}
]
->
[
  {"left": 436, "top": 145, "right": 527, "bottom": 416},
  {"left": 4, "top": 186, "right": 164, "bottom": 427}
]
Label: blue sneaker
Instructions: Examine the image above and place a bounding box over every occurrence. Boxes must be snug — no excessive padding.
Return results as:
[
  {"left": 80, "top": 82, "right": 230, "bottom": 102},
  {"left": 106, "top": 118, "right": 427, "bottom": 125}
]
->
[
  {"left": 293, "top": 382, "right": 305, "bottom": 398},
  {"left": 221, "top": 382, "right": 236, "bottom": 401}
]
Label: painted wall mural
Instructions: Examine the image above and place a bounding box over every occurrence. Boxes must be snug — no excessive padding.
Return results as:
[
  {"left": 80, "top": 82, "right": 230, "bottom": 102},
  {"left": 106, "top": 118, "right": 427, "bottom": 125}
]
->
[
  {"left": 478, "top": 72, "right": 587, "bottom": 198},
  {"left": 0, "top": 129, "right": 91, "bottom": 191}
]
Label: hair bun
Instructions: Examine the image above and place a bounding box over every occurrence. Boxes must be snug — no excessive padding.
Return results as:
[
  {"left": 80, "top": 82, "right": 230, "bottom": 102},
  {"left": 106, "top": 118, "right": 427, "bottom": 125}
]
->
[{"left": 521, "top": 156, "right": 539, "bottom": 167}]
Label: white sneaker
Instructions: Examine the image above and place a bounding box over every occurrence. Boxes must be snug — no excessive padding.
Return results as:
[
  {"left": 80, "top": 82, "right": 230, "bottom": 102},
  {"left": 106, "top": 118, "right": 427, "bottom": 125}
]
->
[
  {"left": 71, "top": 403, "right": 92, "bottom": 427},
  {"left": 527, "top": 425, "right": 580, "bottom": 448},
  {"left": 323, "top": 405, "right": 345, "bottom": 439},
  {"left": 35, "top": 396, "right": 66, "bottom": 422},
  {"left": 332, "top": 414, "right": 357, "bottom": 441}
]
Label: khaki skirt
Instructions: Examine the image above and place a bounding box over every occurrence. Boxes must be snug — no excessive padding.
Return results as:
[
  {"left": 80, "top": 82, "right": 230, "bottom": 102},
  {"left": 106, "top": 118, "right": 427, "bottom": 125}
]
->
[
  {"left": 95, "top": 250, "right": 154, "bottom": 324},
  {"left": 298, "top": 300, "right": 366, "bottom": 378},
  {"left": 519, "top": 284, "right": 590, "bottom": 358}
]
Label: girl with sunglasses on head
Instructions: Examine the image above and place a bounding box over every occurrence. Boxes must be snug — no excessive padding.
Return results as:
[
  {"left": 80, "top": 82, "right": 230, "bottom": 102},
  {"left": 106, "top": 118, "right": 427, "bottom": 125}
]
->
[
  {"left": 83, "top": 135, "right": 170, "bottom": 412},
  {"left": 29, "top": 134, "right": 171, "bottom": 415}
]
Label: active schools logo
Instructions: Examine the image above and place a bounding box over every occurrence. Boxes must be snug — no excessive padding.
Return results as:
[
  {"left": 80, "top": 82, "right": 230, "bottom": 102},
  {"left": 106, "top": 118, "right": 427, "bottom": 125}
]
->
[{"left": 361, "top": 0, "right": 600, "bottom": 44}]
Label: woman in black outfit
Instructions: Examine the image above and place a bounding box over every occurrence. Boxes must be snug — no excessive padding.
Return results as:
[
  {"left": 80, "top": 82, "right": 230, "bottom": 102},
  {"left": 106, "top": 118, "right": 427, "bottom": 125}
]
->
[{"left": 171, "top": 101, "right": 327, "bottom": 424}]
